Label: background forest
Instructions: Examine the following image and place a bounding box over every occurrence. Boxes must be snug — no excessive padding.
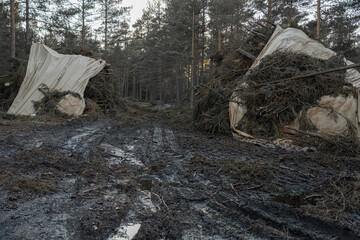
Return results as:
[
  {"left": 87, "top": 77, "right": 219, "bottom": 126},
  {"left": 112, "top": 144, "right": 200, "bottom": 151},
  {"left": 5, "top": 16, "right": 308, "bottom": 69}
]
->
[{"left": 1, "top": 0, "right": 359, "bottom": 106}]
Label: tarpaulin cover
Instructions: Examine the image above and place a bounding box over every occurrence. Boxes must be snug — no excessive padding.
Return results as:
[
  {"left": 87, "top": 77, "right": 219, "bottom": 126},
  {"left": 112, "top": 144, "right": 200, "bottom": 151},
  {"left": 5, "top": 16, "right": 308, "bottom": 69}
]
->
[
  {"left": 230, "top": 26, "right": 360, "bottom": 139},
  {"left": 8, "top": 43, "right": 105, "bottom": 116}
]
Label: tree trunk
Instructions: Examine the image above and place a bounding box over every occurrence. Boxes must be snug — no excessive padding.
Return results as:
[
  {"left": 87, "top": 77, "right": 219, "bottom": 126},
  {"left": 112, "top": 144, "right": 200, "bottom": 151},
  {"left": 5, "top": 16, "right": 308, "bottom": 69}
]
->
[
  {"left": 132, "top": 74, "right": 136, "bottom": 98},
  {"left": 104, "top": 0, "right": 108, "bottom": 62},
  {"left": 217, "top": 27, "right": 221, "bottom": 51},
  {"left": 81, "top": 0, "right": 85, "bottom": 49},
  {"left": 139, "top": 83, "right": 142, "bottom": 100},
  {"left": 175, "top": 66, "right": 181, "bottom": 106},
  {"left": 317, "top": 0, "right": 321, "bottom": 40},
  {"left": 26, "top": 0, "right": 29, "bottom": 53},
  {"left": 289, "top": 0, "right": 293, "bottom": 25},
  {"left": 200, "top": 0, "right": 205, "bottom": 84},
  {"left": 125, "top": 67, "right": 129, "bottom": 97},
  {"left": 190, "top": 5, "right": 195, "bottom": 107},
  {"left": 268, "top": 0, "right": 272, "bottom": 22},
  {"left": 10, "top": 0, "right": 15, "bottom": 58}
]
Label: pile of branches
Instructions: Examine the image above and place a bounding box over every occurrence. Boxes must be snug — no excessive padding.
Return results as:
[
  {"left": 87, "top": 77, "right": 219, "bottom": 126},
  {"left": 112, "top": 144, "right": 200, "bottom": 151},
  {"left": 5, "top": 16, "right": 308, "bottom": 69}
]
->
[
  {"left": 56, "top": 48, "right": 99, "bottom": 60},
  {"left": 304, "top": 172, "right": 360, "bottom": 219},
  {"left": 193, "top": 23, "right": 275, "bottom": 134},
  {"left": 0, "top": 59, "right": 27, "bottom": 111},
  {"left": 33, "top": 84, "right": 81, "bottom": 116},
  {"left": 0, "top": 47, "right": 126, "bottom": 116},
  {"left": 84, "top": 69, "right": 126, "bottom": 113},
  {"left": 56, "top": 48, "right": 127, "bottom": 114},
  {"left": 193, "top": 52, "right": 252, "bottom": 134},
  {"left": 33, "top": 68, "right": 126, "bottom": 116},
  {"left": 235, "top": 51, "right": 355, "bottom": 138}
]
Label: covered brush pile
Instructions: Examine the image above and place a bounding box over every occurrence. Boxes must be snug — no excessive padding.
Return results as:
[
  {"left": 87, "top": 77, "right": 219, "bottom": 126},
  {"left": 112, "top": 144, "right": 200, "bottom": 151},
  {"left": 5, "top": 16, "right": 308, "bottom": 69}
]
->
[
  {"left": 234, "top": 51, "right": 360, "bottom": 153},
  {"left": 0, "top": 47, "right": 126, "bottom": 116},
  {"left": 84, "top": 70, "right": 126, "bottom": 114},
  {"left": 236, "top": 51, "right": 354, "bottom": 136},
  {"left": 57, "top": 48, "right": 127, "bottom": 113},
  {"left": 193, "top": 50, "right": 252, "bottom": 134},
  {"left": 56, "top": 48, "right": 100, "bottom": 60},
  {"left": 32, "top": 68, "right": 126, "bottom": 116},
  {"left": 33, "top": 85, "right": 81, "bottom": 116},
  {"left": 193, "top": 23, "right": 275, "bottom": 134}
]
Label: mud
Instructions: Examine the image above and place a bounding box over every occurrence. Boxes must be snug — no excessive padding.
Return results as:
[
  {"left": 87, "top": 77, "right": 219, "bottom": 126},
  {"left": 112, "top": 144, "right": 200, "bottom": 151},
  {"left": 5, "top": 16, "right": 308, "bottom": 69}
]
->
[{"left": 0, "top": 115, "right": 359, "bottom": 239}]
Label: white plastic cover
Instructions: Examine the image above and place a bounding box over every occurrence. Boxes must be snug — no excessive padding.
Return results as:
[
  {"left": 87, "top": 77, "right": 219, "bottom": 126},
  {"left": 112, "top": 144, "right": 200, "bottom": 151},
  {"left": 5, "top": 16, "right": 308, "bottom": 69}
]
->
[
  {"left": 230, "top": 26, "right": 360, "bottom": 139},
  {"left": 8, "top": 43, "right": 105, "bottom": 116}
]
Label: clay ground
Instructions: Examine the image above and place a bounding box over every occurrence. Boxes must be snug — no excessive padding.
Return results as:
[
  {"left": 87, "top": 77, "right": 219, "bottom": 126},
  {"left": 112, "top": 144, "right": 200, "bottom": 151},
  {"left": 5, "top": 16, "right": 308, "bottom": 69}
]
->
[{"left": 0, "top": 113, "right": 359, "bottom": 240}]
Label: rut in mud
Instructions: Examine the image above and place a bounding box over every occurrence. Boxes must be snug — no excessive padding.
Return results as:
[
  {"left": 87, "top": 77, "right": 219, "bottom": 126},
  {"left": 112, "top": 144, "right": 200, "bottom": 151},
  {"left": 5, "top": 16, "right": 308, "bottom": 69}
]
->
[{"left": 0, "top": 118, "right": 359, "bottom": 239}]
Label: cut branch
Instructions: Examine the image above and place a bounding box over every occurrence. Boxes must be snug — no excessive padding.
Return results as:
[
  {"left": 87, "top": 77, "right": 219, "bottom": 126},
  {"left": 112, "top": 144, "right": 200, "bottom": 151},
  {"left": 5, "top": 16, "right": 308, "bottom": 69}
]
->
[{"left": 236, "top": 48, "right": 256, "bottom": 61}]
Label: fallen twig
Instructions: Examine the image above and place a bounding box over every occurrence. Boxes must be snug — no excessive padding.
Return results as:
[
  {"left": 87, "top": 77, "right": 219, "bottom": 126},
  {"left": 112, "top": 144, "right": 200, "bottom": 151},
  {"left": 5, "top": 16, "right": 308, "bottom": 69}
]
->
[
  {"left": 152, "top": 191, "right": 169, "bottom": 210},
  {"left": 304, "top": 194, "right": 323, "bottom": 200},
  {"left": 230, "top": 183, "right": 241, "bottom": 198},
  {"left": 285, "top": 127, "right": 333, "bottom": 143},
  {"left": 245, "top": 185, "right": 263, "bottom": 191},
  {"left": 0, "top": 74, "right": 11, "bottom": 78},
  {"left": 279, "top": 163, "right": 316, "bottom": 178}
]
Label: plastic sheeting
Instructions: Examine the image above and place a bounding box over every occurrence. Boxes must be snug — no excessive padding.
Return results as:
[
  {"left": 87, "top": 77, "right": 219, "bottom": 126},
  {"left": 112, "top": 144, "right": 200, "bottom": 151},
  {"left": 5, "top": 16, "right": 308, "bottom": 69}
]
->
[
  {"left": 230, "top": 26, "right": 360, "bottom": 139},
  {"left": 8, "top": 43, "right": 105, "bottom": 116}
]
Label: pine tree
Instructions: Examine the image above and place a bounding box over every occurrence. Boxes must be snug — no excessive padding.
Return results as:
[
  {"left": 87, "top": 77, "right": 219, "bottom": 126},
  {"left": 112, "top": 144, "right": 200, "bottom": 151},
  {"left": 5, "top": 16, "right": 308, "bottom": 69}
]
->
[
  {"left": 10, "top": 0, "right": 15, "bottom": 58},
  {"left": 98, "top": 0, "right": 129, "bottom": 62},
  {"left": 80, "top": 0, "right": 96, "bottom": 49}
]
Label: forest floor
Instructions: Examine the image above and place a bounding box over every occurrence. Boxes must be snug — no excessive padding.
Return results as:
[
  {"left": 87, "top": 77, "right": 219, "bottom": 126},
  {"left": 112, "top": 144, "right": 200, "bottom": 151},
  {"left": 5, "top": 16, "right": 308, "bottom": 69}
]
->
[{"left": 0, "top": 108, "right": 359, "bottom": 240}]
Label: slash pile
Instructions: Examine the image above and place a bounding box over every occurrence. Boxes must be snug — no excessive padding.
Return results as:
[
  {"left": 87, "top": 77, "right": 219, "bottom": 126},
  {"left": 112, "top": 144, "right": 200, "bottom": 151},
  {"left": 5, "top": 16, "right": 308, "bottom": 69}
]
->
[
  {"left": 193, "top": 24, "right": 275, "bottom": 134},
  {"left": 235, "top": 51, "right": 355, "bottom": 137},
  {"left": 0, "top": 48, "right": 126, "bottom": 116}
]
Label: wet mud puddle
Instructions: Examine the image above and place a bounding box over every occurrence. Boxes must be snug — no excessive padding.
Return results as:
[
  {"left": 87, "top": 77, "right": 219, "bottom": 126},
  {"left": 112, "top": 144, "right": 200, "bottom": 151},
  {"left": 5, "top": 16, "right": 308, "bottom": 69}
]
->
[{"left": 0, "top": 119, "right": 359, "bottom": 239}]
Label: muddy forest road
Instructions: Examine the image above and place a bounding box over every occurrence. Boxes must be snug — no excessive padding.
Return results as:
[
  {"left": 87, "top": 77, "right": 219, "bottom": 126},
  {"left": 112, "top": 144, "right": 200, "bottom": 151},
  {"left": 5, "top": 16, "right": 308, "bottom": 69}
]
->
[{"left": 0, "top": 117, "right": 359, "bottom": 240}]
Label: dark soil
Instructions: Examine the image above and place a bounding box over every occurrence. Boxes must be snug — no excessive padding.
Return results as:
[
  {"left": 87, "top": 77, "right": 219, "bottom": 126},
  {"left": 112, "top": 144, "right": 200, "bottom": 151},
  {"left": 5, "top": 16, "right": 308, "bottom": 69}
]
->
[{"left": 0, "top": 112, "right": 359, "bottom": 239}]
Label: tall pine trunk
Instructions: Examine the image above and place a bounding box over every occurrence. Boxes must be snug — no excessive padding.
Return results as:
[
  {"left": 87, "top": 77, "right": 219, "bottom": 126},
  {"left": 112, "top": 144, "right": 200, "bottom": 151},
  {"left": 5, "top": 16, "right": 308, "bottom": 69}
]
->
[
  {"left": 104, "top": 0, "right": 108, "bottom": 62},
  {"left": 267, "top": 0, "right": 272, "bottom": 23},
  {"left": 132, "top": 74, "right": 136, "bottom": 98},
  {"left": 190, "top": 5, "right": 195, "bottom": 107},
  {"left": 175, "top": 66, "right": 181, "bottom": 106},
  {"left": 10, "top": 0, "right": 15, "bottom": 58},
  {"left": 217, "top": 27, "right": 221, "bottom": 51},
  {"left": 289, "top": 0, "right": 293, "bottom": 25},
  {"left": 26, "top": 0, "right": 29, "bottom": 53},
  {"left": 200, "top": 0, "right": 205, "bottom": 84},
  {"left": 81, "top": 0, "right": 85, "bottom": 49},
  {"left": 317, "top": 0, "right": 321, "bottom": 40}
]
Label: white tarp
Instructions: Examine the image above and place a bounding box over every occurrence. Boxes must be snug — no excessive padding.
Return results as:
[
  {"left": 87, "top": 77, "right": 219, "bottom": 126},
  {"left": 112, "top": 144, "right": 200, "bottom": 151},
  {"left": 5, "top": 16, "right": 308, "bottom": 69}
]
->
[
  {"left": 8, "top": 43, "right": 105, "bottom": 116},
  {"left": 230, "top": 26, "right": 360, "bottom": 139}
]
